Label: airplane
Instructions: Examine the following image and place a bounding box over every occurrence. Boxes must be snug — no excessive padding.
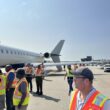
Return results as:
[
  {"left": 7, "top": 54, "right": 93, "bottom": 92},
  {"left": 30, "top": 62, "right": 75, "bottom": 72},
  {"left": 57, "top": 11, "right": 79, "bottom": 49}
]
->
[{"left": 0, "top": 40, "right": 65, "bottom": 70}]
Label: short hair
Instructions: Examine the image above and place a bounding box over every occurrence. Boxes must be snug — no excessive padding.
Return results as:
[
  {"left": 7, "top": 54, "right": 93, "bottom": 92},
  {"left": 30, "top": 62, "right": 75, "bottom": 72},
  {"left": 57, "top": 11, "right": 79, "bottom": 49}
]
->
[
  {"left": 16, "top": 68, "right": 25, "bottom": 77},
  {"left": 5, "top": 65, "right": 13, "bottom": 72}
]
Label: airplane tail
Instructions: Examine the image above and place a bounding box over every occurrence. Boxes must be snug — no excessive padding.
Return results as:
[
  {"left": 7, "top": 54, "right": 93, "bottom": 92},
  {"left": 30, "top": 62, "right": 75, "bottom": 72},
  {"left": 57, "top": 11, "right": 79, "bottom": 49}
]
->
[
  {"left": 51, "top": 40, "right": 65, "bottom": 71},
  {"left": 44, "top": 40, "right": 65, "bottom": 71},
  {"left": 51, "top": 40, "right": 65, "bottom": 56}
]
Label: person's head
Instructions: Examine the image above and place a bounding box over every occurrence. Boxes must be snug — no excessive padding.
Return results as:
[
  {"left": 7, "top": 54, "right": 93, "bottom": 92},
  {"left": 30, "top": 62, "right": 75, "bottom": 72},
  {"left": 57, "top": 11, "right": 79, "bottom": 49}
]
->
[
  {"left": 67, "top": 65, "right": 71, "bottom": 70},
  {"left": 16, "top": 68, "right": 25, "bottom": 79},
  {"left": 37, "top": 65, "right": 41, "bottom": 69},
  {"left": 25, "top": 63, "right": 32, "bottom": 67},
  {"left": 73, "top": 67, "right": 94, "bottom": 91},
  {"left": 25, "top": 63, "right": 33, "bottom": 71},
  {"left": 74, "top": 64, "right": 78, "bottom": 70},
  {"left": 5, "top": 65, "right": 13, "bottom": 72}
]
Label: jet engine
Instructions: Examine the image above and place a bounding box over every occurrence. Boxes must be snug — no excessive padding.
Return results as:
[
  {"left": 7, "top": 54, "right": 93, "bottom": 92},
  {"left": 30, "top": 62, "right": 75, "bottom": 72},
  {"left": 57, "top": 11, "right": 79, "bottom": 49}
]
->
[{"left": 44, "top": 52, "right": 51, "bottom": 58}]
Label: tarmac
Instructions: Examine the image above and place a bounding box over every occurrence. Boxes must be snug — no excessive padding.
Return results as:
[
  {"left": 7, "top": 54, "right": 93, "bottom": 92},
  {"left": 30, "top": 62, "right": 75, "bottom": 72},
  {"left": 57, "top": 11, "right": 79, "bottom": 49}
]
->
[
  {"left": 2, "top": 66, "right": 110, "bottom": 110},
  {"left": 27, "top": 66, "right": 110, "bottom": 110},
  {"left": 28, "top": 71, "right": 69, "bottom": 110}
]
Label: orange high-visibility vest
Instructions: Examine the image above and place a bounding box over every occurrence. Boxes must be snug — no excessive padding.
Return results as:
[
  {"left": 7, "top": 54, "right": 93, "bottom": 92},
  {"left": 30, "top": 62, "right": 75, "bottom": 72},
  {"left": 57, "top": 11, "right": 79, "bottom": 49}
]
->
[
  {"left": 35, "top": 68, "right": 43, "bottom": 76},
  {"left": 69, "top": 90, "right": 109, "bottom": 110},
  {"left": 6, "top": 69, "right": 18, "bottom": 88}
]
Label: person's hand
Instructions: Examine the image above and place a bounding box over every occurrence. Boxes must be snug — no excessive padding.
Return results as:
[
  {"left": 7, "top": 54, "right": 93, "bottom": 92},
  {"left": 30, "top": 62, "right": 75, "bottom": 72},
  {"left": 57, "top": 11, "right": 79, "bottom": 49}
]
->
[{"left": 18, "top": 103, "right": 22, "bottom": 109}]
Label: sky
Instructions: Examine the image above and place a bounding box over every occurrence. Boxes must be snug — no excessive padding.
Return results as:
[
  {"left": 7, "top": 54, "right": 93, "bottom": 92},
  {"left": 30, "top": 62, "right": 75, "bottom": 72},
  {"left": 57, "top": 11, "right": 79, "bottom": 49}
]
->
[{"left": 0, "top": 0, "right": 110, "bottom": 61}]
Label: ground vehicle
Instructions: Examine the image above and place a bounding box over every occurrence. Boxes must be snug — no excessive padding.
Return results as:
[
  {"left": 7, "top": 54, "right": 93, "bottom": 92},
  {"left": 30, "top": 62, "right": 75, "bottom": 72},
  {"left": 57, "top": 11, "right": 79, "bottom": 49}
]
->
[{"left": 104, "top": 64, "right": 110, "bottom": 72}]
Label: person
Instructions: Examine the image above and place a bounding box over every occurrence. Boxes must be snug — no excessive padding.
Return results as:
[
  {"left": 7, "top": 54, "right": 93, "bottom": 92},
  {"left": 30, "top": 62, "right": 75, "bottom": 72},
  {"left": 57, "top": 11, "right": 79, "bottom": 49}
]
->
[
  {"left": 13, "top": 68, "right": 30, "bottom": 110},
  {"left": 73, "top": 64, "right": 78, "bottom": 71},
  {"left": 64, "top": 65, "right": 74, "bottom": 95},
  {"left": 24, "top": 63, "right": 34, "bottom": 92},
  {"left": 0, "top": 69, "right": 6, "bottom": 110},
  {"left": 63, "top": 65, "right": 66, "bottom": 71},
  {"left": 69, "top": 67, "right": 110, "bottom": 110},
  {"left": 35, "top": 65, "right": 44, "bottom": 95},
  {"left": 5, "top": 65, "right": 17, "bottom": 110},
  {"left": 41, "top": 63, "right": 45, "bottom": 79}
]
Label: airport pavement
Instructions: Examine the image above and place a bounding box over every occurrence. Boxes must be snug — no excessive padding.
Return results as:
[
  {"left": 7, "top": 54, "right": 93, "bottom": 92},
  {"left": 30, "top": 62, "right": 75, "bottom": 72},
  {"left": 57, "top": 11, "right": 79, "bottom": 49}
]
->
[
  {"left": 2, "top": 66, "right": 110, "bottom": 110},
  {"left": 27, "top": 66, "right": 110, "bottom": 110},
  {"left": 28, "top": 71, "right": 70, "bottom": 110}
]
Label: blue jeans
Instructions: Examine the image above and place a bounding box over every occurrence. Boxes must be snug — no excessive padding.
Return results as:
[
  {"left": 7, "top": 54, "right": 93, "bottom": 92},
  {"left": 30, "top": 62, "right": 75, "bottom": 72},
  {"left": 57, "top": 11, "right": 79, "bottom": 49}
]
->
[{"left": 67, "top": 77, "right": 73, "bottom": 94}]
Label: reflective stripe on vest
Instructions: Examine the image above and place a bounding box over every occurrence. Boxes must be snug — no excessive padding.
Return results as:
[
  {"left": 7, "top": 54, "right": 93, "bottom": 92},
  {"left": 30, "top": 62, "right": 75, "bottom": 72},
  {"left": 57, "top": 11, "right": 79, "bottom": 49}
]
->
[
  {"left": 6, "top": 69, "right": 18, "bottom": 88},
  {"left": 92, "top": 93, "right": 108, "bottom": 107},
  {"left": 0, "top": 75, "right": 6, "bottom": 95},
  {"left": 69, "top": 89, "right": 78, "bottom": 110},
  {"left": 13, "top": 78, "right": 29, "bottom": 106},
  {"left": 69, "top": 90, "right": 109, "bottom": 110}
]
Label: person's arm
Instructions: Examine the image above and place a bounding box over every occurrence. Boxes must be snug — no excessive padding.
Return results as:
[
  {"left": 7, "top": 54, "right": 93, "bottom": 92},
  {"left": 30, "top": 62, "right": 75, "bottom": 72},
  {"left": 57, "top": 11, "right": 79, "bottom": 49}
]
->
[
  {"left": 6, "top": 72, "right": 15, "bottom": 90},
  {"left": 18, "top": 82, "right": 27, "bottom": 109}
]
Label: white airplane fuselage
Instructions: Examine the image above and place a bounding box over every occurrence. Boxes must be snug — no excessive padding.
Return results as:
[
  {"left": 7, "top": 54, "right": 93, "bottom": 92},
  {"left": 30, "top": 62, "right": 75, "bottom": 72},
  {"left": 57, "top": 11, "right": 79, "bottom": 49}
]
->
[{"left": 0, "top": 45, "right": 44, "bottom": 66}]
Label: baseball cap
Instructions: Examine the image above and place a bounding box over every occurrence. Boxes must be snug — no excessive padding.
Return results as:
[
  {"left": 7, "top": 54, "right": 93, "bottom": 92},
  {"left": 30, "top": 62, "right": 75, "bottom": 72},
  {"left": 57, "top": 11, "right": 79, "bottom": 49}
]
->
[{"left": 73, "top": 67, "right": 94, "bottom": 81}]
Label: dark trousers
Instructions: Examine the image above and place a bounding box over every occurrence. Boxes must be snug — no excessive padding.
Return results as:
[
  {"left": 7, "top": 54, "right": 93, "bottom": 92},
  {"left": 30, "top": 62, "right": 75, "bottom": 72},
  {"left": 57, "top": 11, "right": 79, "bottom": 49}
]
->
[
  {"left": 67, "top": 77, "right": 73, "bottom": 94},
  {"left": 35, "top": 76, "right": 43, "bottom": 93},
  {"left": 26, "top": 75, "right": 33, "bottom": 91},
  {"left": 6, "top": 88, "right": 15, "bottom": 110}
]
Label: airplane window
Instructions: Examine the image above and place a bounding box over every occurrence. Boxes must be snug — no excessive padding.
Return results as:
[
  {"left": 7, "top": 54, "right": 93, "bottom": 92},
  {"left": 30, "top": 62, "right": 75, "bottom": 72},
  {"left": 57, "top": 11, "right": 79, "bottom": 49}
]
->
[
  {"left": 11, "top": 51, "right": 13, "bottom": 54},
  {"left": 1, "top": 49, "right": 3, "bottom": 53},
  {"left": 6, "top": 50, "right": 8, "bottom": 54}
]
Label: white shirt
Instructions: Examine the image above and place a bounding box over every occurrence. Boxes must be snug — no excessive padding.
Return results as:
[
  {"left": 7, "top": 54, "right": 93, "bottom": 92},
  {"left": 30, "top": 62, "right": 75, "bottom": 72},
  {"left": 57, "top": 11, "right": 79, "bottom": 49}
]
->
[{"left": 77, "top": 87, "right": 95, "bottom": 110}]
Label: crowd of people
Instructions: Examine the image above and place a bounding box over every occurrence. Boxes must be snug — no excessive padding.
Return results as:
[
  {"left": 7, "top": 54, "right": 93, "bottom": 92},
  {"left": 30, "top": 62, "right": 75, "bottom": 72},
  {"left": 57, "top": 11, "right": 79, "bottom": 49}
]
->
[
  {"left": 0, "top": 63, "right": 110, "bottom": 110},
  {"left": 0, "top": 63, "right": 45, "bottom": 110}
]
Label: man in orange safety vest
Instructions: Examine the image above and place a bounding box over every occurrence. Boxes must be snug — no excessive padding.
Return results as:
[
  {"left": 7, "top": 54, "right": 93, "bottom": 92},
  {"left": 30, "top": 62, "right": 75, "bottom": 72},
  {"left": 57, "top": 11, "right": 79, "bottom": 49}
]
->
[{"left": 69, "top": 67, "right": 110, "bottom": 110}]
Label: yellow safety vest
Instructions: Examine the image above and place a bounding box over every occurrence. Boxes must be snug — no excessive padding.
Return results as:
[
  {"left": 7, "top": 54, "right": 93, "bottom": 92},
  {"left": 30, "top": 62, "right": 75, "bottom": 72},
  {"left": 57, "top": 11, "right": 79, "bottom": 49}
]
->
[
  {"left": 13, "top": 78, "right": 30, "bottom": 106},
  {"left": 6, "top": 69, "right": 18, "bottom": 88},
  {"left": 66, "top": 69, "right": 73, "bottom": 77},
  {"left": 0, "top": 75, "right": 6, "bottom": 95}
]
